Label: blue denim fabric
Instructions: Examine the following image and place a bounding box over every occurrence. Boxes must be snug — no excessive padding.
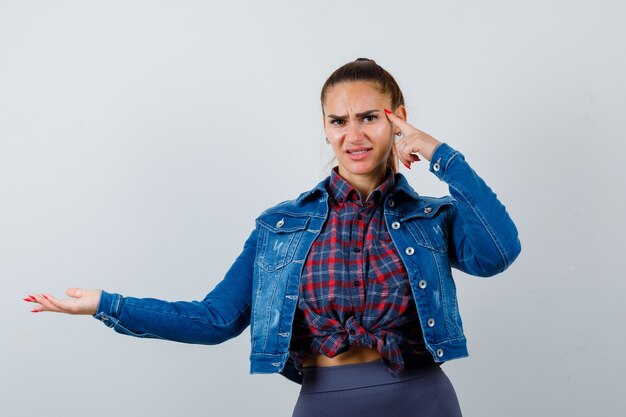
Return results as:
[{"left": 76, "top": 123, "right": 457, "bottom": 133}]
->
[{"left": 93, "top": 142, "right": 521, "bottom": 384}]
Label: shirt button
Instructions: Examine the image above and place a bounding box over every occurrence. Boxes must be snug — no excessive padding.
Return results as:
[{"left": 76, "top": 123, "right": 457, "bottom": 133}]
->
[
  {"left": 423, "top": 207, "right": 432, "bottom": 214},
  {"left": 349, "top": 329, "right": 356, "bottom": 335},
  {"left": 357, "top": 214, "right": 363, "bottom": 220},
  {"left": 353, "top": 280, "right": 361, "bottom": 287},
  {"left": 405, "top": 247, "right": 415, "bottom": 255},
  {"left": 436, "top": 348, "right": 444, "bottom": 358},
  {"left": 418, "top": 280, "right": 427, "bottom": 289},
  {"left": 427, "top": 318, "right": 435, "bottom": 327},
  {"left": 353, "top": 247, "right": 361, "bottom": 253},
  {"left": 391, "top": 221, "right": 401, "bottom": 230}
]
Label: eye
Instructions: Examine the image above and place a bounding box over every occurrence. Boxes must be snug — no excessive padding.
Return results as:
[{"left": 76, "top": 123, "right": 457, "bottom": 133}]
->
[
  {"left": 363, "top": 115, "right": 377, "bottom": 122},
  {"left": 330, "top": 119, "right": 345, "bottom": 126}
]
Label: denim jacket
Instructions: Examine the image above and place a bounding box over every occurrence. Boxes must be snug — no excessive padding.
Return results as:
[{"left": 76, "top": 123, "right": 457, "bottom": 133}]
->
[{"left": 94, "top": 142, "right": 521, "bottom": 384}]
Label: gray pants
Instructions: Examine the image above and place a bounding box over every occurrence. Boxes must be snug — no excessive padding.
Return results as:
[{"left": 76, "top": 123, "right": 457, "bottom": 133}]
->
[{"left": 291, "top": 359, "right": 463, "bottom": 417}]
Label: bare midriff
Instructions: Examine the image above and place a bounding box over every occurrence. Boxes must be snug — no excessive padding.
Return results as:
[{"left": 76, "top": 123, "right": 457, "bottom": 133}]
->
[{"left": 301, "top": 345, "right": 382, "bottom": 368}]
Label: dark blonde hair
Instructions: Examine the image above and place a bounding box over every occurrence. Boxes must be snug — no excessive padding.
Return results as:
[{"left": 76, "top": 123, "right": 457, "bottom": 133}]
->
[{"left": 321, "top": 58, "right": 405, "bottom": 172}]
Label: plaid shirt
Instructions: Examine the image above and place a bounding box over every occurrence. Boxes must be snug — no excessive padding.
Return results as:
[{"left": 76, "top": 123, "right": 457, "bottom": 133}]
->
[{"left": 289, "top": 168, "right": 432, "bottom": 377}]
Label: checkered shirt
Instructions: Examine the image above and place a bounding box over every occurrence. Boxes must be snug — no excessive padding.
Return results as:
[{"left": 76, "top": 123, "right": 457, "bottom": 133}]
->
[{"left": 289, "top": 168, "right": 432, "bottom": 377}]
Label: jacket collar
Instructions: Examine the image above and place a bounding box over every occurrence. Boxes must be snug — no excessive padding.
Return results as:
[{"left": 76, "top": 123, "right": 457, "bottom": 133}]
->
[{"left": 391, "top": 172, "right": 421, "bottom": 202}]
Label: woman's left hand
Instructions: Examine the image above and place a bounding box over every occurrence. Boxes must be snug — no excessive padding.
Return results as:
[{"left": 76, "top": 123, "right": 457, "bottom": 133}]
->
[{"left": 384, "top": 109, "right": 442, "bottom": 167}]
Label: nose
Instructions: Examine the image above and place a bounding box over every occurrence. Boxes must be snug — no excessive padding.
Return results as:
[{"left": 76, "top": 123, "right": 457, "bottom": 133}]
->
[{"left": 345, "top": 121, "right": 365, "bottom": 142}]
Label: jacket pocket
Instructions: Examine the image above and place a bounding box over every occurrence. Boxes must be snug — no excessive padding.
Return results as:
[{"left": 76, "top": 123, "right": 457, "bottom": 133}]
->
[
  {"left": 404, "top": 218, "right": 449, "bottom": 253},
  {"left": 256, "top": 214, "right": 309, "bottom": 272}
]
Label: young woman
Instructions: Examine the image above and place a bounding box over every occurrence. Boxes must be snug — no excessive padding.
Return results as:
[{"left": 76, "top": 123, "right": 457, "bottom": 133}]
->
[{"left": 25, "top": 58, "right": 521, "bottom": 417}]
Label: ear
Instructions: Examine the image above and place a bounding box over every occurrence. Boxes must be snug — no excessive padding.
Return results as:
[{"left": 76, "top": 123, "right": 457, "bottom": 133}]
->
[
  {"left": 322, "top": 114, "right": 329, "bottom": 138},
  {"left": 394, "top": 104, "right": 407, "bottom": 122}
]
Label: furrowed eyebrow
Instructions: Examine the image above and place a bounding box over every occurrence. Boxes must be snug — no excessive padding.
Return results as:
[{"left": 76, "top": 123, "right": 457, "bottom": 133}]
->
[{"left": 327, "top": 109, "right": 379, "bottom": 119}]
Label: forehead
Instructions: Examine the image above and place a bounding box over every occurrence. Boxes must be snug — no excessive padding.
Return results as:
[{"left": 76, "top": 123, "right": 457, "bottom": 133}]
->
[{"left": 323, "top": 81, "right": 390, "bottom": 110}]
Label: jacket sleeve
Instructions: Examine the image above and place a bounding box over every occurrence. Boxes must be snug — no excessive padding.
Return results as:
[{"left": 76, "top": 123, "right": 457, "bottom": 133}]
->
[
  {"left": 92, "top": 227, "right": 257, "bottom": 344},
  {"left": 430, "top": 143, "right": 522, "bottom": 277}
]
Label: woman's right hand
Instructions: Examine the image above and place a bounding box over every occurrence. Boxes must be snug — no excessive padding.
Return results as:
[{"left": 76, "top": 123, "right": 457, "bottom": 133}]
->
[{"left": 24, "top": 288, "right": 102, "bottom": 315}]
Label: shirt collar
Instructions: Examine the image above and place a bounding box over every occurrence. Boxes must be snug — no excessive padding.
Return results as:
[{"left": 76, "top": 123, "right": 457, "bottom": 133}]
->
[
  {"left": 328, "top": 167, "right": 396, "bottom": 207},
  {"left": 295, "top": 171, "right": 421, "bottom": 206}
]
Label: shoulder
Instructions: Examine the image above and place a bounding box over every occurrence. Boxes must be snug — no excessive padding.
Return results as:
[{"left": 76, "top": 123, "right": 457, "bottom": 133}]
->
[
  {"left": 255, "top": 177, "right": 330, "bottom": 222},
  {"left": 392, "top": 173, "right": 456, "bottom": 217}
]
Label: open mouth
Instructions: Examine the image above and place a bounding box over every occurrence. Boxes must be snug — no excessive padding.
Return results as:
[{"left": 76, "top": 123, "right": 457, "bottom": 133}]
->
[{"left": 346, "top": 147, "right": 372, "bottom": 155}]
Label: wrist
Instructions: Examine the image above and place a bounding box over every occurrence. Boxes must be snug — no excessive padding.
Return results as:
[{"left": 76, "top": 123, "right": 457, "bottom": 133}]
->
[{"left": 422, "top": 138, "right": 443, "bottom": 161}]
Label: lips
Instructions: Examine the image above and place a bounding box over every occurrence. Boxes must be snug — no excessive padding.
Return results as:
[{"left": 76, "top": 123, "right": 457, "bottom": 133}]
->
[
  {"left": 345, "top": 147, "right": 373, "bottom": 160},
  {"left": 346, "top": 147, "right": 372, "bottom": 154}
]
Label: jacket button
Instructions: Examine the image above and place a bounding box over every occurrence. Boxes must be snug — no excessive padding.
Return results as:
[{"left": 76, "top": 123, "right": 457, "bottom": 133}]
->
[
  {"left": 391, "top": 221, "right": 401, "bottom": 230},
  {"left": 405, "top": 247, "right": 415, "bottom": 255},
  {"left": 276, "top": 218, "right": 285, "bottom": 228},
  {"left": 418, "top": 280, "right": 427, "bottom": 289},
  {"left": 433, "top": 158, "right": 441, "bottom": 172},
  {"left": 436, "top": 348, "right": 444, "bottom": 358},
  {"left": 423, "top": 207, "right": 432, "bottom": 214},
  {"left": 388, "top": 199, "right": 395, "bottom": 208},
  {"left": 427, "top": 318, "right": 435, "bottom": 327}
]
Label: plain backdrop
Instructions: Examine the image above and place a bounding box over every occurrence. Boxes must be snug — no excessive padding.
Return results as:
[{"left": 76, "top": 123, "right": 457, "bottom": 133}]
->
[{"left": 1, "top": 1, "right": 625, "bottom": 416}]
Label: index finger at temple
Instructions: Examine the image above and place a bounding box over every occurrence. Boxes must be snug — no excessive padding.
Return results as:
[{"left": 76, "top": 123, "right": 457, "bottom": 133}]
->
[{"left": 384, "top": 109, "right": 414, "bottom": 134}]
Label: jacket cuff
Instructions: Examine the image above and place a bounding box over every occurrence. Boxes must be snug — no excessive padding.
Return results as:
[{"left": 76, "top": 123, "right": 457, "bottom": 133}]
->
[
  {"left": 429, "top": 142, "right": 462, "bottom": 178},
  {"left": 92, "top": 290, "right": 123, "bottom": 328}
]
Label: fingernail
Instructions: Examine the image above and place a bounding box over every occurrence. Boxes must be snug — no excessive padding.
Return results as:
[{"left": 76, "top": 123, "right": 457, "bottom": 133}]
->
[
  {"left": 384, "top": 109, "right": 392, "bottom": 115},
  {"left": 31, "top": 309, "right": 40, "bottom": 313},
  {"left": 42, "top": 294, "right": 48, "bottom": 300},
  {"left": 28, "top": 295, "right": 37, "bottom": 301},
  {"left": 403, "top": 162, "right": 411, "bottom": 169},
  {"left": 23, "top": 297, "right": 33, "bottom": 302}
]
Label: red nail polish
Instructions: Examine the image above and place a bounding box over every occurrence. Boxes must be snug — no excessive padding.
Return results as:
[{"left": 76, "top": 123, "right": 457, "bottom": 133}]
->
[
  {"left": 31, "top": 309, "right": 40, "bottom": 313},
  {"left": 384, "top": 109, "right": 392, "bottom": 115},
  {"left": 23, "top": 297, "right": 33, "bottom": 302},
  {"left": 28, "top": 295, "right": 37, "bottom": 301},
  {"left": 42, "top": 294, "right": 48, "bottom": 300},
  {"left": 403, "top": 162, "right": 411, "bottom": 169}
]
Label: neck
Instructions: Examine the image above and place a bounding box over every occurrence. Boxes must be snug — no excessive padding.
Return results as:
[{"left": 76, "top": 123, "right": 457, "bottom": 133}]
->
[{"left": 338, "top": 165, "right": 388, "bottom": 200}]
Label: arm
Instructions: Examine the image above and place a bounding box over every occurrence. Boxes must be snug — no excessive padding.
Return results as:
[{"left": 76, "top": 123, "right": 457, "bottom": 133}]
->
[
  {"left": 431, "top": 143, "right": 522, "bottom": 277},
  {"left": 384, "top": 109, "right": 521, "bottom": 277},
  {"left": 27, "top": 228, "right": 258, "bottom": 345}
]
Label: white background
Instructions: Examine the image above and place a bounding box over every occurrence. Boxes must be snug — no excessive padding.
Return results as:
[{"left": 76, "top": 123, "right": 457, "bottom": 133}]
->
[{"left": 1, "top": 1, "right": 625, "bottom": 416}]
